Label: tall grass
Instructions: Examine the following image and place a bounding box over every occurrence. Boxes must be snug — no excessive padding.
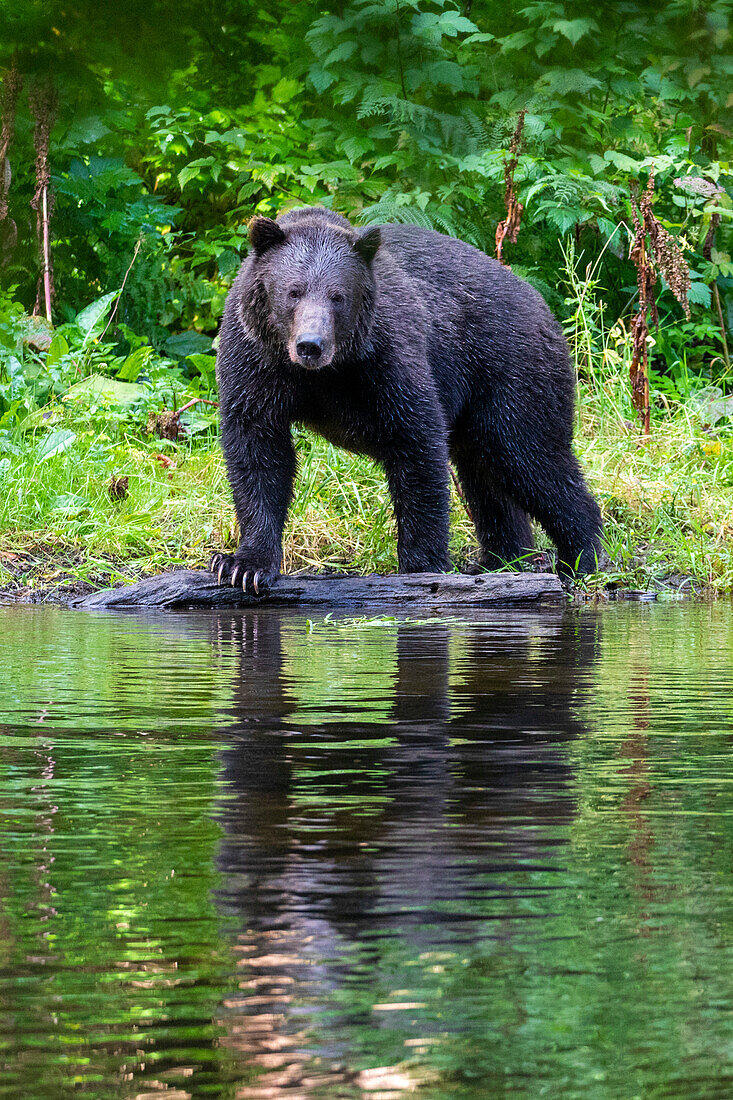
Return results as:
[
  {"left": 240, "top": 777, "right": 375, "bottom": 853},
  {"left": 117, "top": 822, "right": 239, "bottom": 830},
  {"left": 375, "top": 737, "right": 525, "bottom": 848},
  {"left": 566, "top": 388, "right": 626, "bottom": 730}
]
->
[{"left": 564, "top": 241, "right": 733, "bottom": 592}]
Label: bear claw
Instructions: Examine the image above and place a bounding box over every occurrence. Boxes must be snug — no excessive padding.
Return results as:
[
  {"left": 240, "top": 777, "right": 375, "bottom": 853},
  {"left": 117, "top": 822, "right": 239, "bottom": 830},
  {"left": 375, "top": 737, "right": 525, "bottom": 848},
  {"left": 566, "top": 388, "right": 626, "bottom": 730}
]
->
[{"left": 209, "top": 553, "right": 274, "bottom": 596}]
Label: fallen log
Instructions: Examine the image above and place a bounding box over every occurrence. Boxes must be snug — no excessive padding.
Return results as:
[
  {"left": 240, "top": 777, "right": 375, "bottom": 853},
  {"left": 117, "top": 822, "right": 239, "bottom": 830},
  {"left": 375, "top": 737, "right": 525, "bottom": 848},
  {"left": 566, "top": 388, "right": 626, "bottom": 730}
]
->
[{"left": 73, "top": 569, "right": 565, "bottom": 611}]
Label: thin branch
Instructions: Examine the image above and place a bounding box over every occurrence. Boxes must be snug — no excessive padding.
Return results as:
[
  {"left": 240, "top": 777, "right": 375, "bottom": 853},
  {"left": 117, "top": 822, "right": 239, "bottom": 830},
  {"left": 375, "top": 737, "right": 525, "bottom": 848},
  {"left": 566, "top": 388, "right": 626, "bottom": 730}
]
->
[
  {"left": 713, "top": 283, "right": 731, "bottom": 372},
  {"left": 98, "top": 237, "right": 143, "bottom": 343},
  {"left": 178, "top": 397, "right": 219, "bottom": 412},
  {"left": 495, "top": 109, "right": 526, "bottom": 266},
  {"left": 41, "top": 187, "right": 51, "bottom": 322}
]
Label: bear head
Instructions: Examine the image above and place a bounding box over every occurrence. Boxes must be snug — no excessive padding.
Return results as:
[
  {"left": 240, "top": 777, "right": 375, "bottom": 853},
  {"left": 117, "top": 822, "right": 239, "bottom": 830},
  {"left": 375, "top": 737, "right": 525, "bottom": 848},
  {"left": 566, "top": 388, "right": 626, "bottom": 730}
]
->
[{"left": 245, "top": 210, "right": 381, "bottom": 369}]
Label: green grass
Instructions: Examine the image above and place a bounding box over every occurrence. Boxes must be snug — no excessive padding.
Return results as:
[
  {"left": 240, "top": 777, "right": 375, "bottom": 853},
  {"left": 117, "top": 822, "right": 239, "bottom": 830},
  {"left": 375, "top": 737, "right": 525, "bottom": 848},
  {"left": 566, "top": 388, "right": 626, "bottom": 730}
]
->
[
  {"left": 0, "top": 423, "right": 470, "bottom": 591},
  {"left": 1, "top": 380, "right": 733, "bottom": 596},
  {"left": 1, "top": 247, "right": 731, "bottom": 597},
  {"left": 580, "top": 405, "right": 733, "bottom": 593}
]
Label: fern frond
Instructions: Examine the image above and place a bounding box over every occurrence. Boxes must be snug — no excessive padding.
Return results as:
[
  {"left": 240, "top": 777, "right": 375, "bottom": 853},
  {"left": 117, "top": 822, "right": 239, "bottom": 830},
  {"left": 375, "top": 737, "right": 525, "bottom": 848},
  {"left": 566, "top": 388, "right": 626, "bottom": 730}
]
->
[{"left": 358, "top": 202, "right": 435, "bottom": 229}]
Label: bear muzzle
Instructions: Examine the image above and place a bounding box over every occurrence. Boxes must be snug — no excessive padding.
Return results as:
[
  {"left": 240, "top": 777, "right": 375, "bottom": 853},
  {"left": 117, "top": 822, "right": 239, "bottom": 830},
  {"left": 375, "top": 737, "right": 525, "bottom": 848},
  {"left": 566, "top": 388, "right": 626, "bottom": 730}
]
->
[{"left": 289, "top": 303, "right": 335, "bottom": 369}]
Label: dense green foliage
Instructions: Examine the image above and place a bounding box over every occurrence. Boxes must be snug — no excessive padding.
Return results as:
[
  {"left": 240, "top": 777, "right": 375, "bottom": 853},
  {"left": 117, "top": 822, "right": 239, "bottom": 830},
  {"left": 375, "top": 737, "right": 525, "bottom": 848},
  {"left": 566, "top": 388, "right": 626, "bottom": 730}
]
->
[
  {"left": 0, "top": 2, "right": 731, "bottom": 590},
  {"left": 1, "top": 1, "right": 731, "bottom": 352}
]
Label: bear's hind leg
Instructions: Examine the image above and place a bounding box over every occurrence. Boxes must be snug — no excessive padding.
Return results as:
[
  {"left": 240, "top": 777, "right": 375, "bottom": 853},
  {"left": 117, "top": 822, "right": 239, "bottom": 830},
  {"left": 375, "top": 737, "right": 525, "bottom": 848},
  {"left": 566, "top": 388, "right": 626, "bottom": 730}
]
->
[
  {"left": 523, "top": 457, "right": 601, "bottom": 574},
  {"left": 500, "top": 450, "right": 602, "bottom": 575},
  {"left": 451, "top": 451, "right": 534, "bottom": 569}
]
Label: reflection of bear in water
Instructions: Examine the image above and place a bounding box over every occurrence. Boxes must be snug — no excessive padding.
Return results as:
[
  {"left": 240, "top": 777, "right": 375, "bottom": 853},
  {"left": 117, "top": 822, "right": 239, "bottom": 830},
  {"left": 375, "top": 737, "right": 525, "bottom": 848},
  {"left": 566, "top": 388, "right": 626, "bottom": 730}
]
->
[
  {"left": 207, "top": 610, "right": 599, "bottom": 1087},
  {"left": 212, "top": 610, "right": 599, "bottom": 933},
  {"left": 212, "top": 206, "right": 602, "bottom": 593}
]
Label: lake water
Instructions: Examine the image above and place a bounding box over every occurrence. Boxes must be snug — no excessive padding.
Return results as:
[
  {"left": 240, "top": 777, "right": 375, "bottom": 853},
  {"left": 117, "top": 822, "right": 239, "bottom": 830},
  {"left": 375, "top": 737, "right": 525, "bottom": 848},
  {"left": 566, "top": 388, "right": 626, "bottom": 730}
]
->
[{"left": 0, "top": 601, "right": 732, "bottom": 1099}]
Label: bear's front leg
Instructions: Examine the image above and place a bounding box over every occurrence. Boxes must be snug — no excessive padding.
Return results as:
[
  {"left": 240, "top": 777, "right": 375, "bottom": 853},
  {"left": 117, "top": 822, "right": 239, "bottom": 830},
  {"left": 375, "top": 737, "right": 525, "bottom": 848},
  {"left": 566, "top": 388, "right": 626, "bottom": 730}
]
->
[
  {"left": 382, "top": 434, "right": 451, "bottom": 574},
  {"left": 212, "top": 416, "right": 296, "bottom": 594}
]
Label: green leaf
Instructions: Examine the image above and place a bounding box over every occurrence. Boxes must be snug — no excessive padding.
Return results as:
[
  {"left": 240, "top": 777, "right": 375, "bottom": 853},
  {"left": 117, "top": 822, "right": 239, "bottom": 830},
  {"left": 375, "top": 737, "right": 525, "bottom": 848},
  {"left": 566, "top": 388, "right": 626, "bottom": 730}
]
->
[
  {"left": 217, "top": 250, "right": 241, "bottom": 277},
  {"left": 322, "top": 42, "right": 356, "bottom": 67},
  {"left": 498, "top": 31, "right": 534, "bottom": 53},
  {"left": 437, "top": 11, "right": 480, "bottom": 35},
  {"left": 309, "top": 66, "right": 337, "bottom": 94},
  {"left": 687, "top": 281, "right": 712, "bottom": 307},
  {"left": 598, "top": 217, "right": 620, "bottom": 244},
  {"left": 340, "top": 134, "right": 374, "bottom": 161},
  {"left": 422, "top": 61, "right": 468, "bottom": 92},
  {"left": 535, "top": 31, "right": 558, "bottom": 58},
  {"left": 19, "top": 314, "right": 54, "bottom": 351},
  {"left": 36, "top": 429, "right": 77, "bottom": 462},
  {"left": 64, "top": 374, "right": 147, "bottom": 404},
  {"left": 50, "top": 491, "right": 89, "bottom": 516},
  {"left": 164, "top": 332, "right": 213, "bottom": 358},
  {"left": 552, "top": 18, "right": 596, "bottom": 45},
  {"left": 117, "top": 347, "right": 151, "bottom": 382},
  {"left": 604, "top": 150, "right": 643, "bottom": 174},
  {"left": 460, "top": 32, "right": 496, "bottom": 45},
  {"left": 46, "top": 334, "right": 69, "bottom": 366},
  {"left": 65, "top": 115, "right": 111, "bottom": 145},
  {"left": 178, "top": 157, "right": 215, "bottom": 190},
  {"left": 523, "top": 178, "right": 551, "bottom": 205},
  {"left": 539, "top": 205, "right": 581, "bottom": 234},
  {"left": 271, "top": 77, "right": 302, "bottom": 103},
  {"left": 186, "top": 353, "right": 217, "bottom": 384},
  {"left": 75, "top": 291, "right": 120, "bottom": 348},
  {"left": 536, "top": 69, "right": 602, "bottom": 97}
]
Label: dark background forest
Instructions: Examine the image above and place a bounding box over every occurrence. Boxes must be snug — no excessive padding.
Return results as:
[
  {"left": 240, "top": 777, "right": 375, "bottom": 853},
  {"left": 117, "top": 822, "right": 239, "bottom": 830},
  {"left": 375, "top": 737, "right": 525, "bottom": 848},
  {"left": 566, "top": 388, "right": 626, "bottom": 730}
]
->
[{"left": 2, "top": 1, "right": 730, "bottom": 360}]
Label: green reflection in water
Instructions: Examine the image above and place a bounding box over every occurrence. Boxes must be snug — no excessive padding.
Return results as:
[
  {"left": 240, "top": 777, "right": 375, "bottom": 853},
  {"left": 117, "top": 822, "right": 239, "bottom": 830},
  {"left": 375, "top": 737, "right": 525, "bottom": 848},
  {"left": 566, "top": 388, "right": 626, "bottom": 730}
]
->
[
  {"left": 0, "top": 603, "right": 732, "bottom": 1098},
  {"left": 0, "top": 609, "right": 236, "bottom": 1098}
]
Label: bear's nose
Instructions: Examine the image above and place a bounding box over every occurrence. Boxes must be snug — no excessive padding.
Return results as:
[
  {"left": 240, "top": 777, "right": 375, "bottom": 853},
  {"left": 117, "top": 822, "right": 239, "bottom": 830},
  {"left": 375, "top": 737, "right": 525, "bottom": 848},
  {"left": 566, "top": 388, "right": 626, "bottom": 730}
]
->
[{"left": 296, "top": 336, "right": 323, "bottom": 360}]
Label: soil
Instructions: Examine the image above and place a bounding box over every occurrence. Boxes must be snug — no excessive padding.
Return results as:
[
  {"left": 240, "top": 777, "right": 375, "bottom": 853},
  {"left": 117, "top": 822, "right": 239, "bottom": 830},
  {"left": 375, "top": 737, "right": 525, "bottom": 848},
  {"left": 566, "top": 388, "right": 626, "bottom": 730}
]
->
[{"left": 0, "top": 543, "right": 134, "bottom": 604}]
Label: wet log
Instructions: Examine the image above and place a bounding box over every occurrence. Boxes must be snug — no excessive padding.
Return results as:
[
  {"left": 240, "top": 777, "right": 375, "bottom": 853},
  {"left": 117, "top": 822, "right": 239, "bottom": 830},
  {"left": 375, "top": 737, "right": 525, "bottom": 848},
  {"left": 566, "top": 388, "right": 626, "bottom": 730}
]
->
[{"left": 74, "top": 569, "right": 564, "bottom": 611}]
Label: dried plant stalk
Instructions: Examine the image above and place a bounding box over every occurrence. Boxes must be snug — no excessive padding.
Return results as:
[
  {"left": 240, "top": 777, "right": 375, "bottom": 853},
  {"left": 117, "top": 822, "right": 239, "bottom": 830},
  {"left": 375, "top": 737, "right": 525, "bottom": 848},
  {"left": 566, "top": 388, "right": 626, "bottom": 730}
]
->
[
  {"left": 628, "top": 172, "right": 691, "bottom": 436},
  {"left": 495, "top": 109, "right": 526, "bottom": 267},
  {"left": 28, "top": 80, "right": 58, "bottom": 322}
]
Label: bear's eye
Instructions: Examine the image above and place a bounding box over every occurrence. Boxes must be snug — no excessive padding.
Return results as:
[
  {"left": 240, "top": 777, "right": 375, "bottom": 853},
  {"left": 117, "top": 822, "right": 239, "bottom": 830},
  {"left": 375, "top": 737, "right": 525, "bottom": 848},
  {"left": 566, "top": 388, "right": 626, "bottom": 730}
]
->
[
  {"left": 288, "top": 288, "right": 303, "bottom": 300},
  {"left": 330, "top": 292, "right": 344, "bottom": 304}
]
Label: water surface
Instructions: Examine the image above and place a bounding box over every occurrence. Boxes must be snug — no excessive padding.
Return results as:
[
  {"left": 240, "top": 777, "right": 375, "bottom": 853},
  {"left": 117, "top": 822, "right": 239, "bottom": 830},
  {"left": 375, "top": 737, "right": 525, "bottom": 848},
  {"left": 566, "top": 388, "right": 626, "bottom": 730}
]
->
[{"left": 0, "top": 601, "right": 732, "bottom": 1098}]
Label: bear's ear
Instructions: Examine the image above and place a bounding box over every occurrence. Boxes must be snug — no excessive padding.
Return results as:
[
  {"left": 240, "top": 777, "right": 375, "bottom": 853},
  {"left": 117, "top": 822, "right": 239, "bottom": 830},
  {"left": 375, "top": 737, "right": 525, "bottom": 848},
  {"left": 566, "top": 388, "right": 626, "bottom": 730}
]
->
[
  {"left": 248, "top": 216, "right": 286, "bottom": 256},
  {"left": 353, "top": 225, "right": 381, "bottom": 264}
]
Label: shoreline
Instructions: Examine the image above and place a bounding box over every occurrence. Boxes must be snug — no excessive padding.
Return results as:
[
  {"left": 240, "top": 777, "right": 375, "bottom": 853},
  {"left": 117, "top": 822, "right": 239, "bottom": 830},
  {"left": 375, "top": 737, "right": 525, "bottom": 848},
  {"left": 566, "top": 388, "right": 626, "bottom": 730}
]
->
[
  {"left": 0, "top": 551, "right": 709, "bottom": 607},
  {"left": 1, "top": 420, "right": 730, "bottom": 607}
]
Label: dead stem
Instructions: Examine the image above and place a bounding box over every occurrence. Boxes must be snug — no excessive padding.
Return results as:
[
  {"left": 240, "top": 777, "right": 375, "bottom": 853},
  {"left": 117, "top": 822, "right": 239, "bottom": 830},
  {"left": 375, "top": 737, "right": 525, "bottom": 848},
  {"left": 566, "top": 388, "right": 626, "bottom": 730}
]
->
[
  {"left": 628, "top": 172, "right": 691, "bottom": 436},
  {"left": 495, "top": 109, "right": 526, "bottom": 267},
  {"left": 28, "top": 80, "right": 58, "bottom": 323}
]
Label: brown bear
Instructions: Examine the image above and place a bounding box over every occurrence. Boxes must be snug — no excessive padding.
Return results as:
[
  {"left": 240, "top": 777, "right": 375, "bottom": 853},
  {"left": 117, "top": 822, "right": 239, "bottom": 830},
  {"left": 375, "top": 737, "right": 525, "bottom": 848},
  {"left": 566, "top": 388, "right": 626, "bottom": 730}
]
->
[{"left": 211, "top": 206, "right": 601, "bottom": 592}]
